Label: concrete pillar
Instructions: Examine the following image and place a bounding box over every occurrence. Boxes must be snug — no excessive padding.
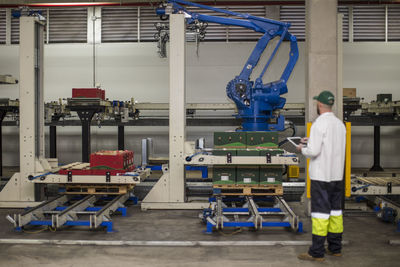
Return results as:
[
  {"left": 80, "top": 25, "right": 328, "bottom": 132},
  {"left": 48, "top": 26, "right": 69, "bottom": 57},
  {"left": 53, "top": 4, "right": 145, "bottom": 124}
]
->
[
  {"left": 305, "top": 0, "right": 339, "bottom": 122},
  {"left": 304, "top": 0, "right": 340, "bottom": 216},
  {"left": 337, "top": 13, "right": 343, "bottom": 120}
]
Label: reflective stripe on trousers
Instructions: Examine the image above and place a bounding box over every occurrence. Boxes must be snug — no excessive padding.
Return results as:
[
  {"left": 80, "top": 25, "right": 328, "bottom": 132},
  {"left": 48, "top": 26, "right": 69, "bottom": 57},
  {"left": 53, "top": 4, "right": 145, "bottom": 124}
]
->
[
  {"left": 312, "top": 217, "right": 329, "bottom": 236},
  {"left": 311, "top": 210, "right": 343, "bottom": 236},
  {"left": 328, "top": 212, "right": 343, "bottom": 234}
]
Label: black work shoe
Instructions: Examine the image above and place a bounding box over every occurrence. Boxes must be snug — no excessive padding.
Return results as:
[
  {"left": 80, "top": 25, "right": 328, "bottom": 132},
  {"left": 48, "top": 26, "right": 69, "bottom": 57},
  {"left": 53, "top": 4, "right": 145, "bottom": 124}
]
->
[
  {"left": 326, "top": 250, "right": 342, "bottom": 257},
  {"left": 297, "top": 253, "right": 325, "bottom": 262}
]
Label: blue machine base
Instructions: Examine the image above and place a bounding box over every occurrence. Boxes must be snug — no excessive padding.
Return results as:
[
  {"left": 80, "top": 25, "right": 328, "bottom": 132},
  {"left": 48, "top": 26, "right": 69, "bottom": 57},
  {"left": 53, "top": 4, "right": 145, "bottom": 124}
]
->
[
  {"left": 15, "top": 196, "right": 138, "bottom": 233},
  {"left": 143, "top": 165, "right": 208, "bottom": 178},
  {"left": 205, "top": 219, "right": 303, "bottom": 234},
  {"left": 204, "top": 203, "right": 303, "bottom": 234}
]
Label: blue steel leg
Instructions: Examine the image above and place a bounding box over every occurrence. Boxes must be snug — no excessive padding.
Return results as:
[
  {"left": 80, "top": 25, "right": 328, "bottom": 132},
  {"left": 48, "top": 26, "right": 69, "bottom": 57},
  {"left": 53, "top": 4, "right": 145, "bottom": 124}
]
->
[
  {"left": 101, "top": 221, "right": 114, "bottom": 233},
  {"left": 129, "top": 196, "right": 138, "bottom": 205},
  {"left": 297, "top": 221, "right": 303, "bottom": 233},
  {"left": 202, "top": 167, "right": 208, "bottom": 178},
  {"left": 15, "top": 227, "right": 22, "bottom": 232},
  {"left": 119, "top": 207, "right": 127, "bottom": 217},
  {"left": 205, "top": 221, "right": 214, "bottom": 234}
]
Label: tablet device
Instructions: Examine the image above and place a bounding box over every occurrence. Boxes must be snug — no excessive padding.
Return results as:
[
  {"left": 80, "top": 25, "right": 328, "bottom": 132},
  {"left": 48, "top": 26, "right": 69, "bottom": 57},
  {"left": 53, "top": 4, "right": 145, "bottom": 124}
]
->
[
  {"left": 280, "top": 137, "right": 306, "bottom": 153},
  {"left": 287, "top": 137, "right": 303, "bottom": 146}
]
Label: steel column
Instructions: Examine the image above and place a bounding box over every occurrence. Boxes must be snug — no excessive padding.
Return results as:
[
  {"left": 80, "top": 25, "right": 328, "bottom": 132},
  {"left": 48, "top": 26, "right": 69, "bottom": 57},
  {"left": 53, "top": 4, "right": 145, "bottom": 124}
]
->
[
  {"left": 118, "top": 125, "right": 124, "bottom": 150},
  {"left": 0, "top": 16, "right": 46, "bottom": 207},
  {"left": 49, "top": 125, "right": 57, "bottom": 158},
  {"left": 76, "top": 110, "right": 97, "bottom": 163},
  {"left": 141, "top": 13, "right": 187, "bottom": 208},
  {"left": 0, "top": 110, "right": 6, "bottom": 177},
  {"left": 49, "top": 115, "right": 61, "bottom": 159},
  {"left": 370, "top": 125, "right": 384, "bottom": 172}
]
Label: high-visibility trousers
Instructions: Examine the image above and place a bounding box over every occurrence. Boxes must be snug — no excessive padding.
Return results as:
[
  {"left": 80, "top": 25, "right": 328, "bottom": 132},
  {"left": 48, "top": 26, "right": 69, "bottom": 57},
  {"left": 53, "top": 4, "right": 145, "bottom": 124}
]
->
[{"left": 308, "top": 180, "right": 343, "bottom": 258}]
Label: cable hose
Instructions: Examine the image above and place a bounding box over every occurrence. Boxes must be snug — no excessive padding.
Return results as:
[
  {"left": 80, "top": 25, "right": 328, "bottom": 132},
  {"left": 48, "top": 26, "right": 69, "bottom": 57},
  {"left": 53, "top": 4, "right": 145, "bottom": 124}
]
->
[
  {"left": 22, "top": 226, "right": 50, "bottom": 234},
  {"left": 218, "top": 228, "right": 242, "bottom": 236}
]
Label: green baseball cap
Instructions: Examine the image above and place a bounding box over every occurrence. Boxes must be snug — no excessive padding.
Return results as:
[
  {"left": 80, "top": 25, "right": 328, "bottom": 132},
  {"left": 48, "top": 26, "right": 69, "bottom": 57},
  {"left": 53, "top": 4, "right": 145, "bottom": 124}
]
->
[{"left": 313, "top": 90, "right": 335, "bottom": 106}]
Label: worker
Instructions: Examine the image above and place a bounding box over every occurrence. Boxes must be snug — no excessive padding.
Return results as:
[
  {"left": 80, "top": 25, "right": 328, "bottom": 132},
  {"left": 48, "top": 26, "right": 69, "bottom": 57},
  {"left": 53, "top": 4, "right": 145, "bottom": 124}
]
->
[{"left": 296, "top": 90, "right": 346, "bottom": 262}]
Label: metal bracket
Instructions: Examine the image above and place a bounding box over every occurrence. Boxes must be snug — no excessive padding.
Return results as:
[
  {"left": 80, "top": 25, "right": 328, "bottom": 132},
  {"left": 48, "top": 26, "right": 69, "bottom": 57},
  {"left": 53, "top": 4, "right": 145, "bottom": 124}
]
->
[
  {"left": 53, "top": 195, "right": 97, "bottom": 228},
  {"left": 91, "top": 193, "right": 130, "bottom": 229},
  {"left": 216, "top": 196, "right": 224, "bottom": 230},
  {"left": 276, "top": 196, "right": 299, "bottom": 231},
  {"left": 67, "top": 171, "right": 72, "bottom": 182},
  {"left": 266, "top": 153, "right": 272, "bottom": 164},
  {"left": 106, "top": 172, "right": 111, "bottom": 183},
  {"left": 387, "top": 182, "right": 392, "bottom": 194},
  {"left": 247, "top": 196, "right": 263, "bottom": 229},
  {"left": 227, "top": 152, "right": 232, "bottom": 164},
  {"left": 13, "top": 195, "right": 71, "bottom": 228}
]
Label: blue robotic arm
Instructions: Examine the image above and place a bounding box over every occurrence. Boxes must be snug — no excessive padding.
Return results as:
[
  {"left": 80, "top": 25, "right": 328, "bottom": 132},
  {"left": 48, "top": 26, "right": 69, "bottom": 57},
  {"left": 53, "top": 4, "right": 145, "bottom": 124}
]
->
[{"left": 157, "top": 0, "right": 299, "bottom": 131}]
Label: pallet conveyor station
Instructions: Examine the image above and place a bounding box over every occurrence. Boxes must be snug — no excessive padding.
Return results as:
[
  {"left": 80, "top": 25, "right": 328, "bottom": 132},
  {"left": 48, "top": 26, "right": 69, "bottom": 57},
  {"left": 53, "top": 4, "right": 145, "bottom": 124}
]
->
[
  {"left": 185, "top": 131, "right": 302, "bottom": 234},
  {"left": 202, "top": 196, "right": 302, "bottom": 234},
  {"left": 7, "top": 152, "right": 150, "bottom": 233},
  {"left": 0, "top": 14, "right": 151, "bottom": 233}
]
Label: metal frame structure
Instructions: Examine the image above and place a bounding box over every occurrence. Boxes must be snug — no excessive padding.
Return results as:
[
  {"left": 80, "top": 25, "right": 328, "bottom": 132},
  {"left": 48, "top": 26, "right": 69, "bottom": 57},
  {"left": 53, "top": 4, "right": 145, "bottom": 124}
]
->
[
  {"left": 30, "top": 164, "right": 150, "bottom": 184},
  {"left": 351, "top": 177, "right": 400, "bottom": 196},
  {"left": 66, "top": 102, "right": 107, "bottom": 163},
  {"left": 203, "top": 196, "right": 302, "bottom": 234},
  {"left": 187, "top": 154, "right": 298, "bottom": 166},
  {"left": 142, "top": 14, "right": 206, "bottom": 210},
  {"left": 141, "top": 2, "right": 300, "bottom": 210},
  {"left": 0, "top": 75, "right": 18, "bottom": 84},
  {"left": 0, "top": 99, "right": 18, "bottom": 177},
  {"left": 0, "top": 16, "right": 51, "bottom": 208},
  {"left": 7, "top": 193, "right": 138, "bottom": 233}
]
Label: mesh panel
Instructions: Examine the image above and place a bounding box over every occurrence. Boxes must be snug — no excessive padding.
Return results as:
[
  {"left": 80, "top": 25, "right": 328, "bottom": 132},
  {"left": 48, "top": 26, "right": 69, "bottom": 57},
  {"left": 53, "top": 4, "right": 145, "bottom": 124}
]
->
[
  {"left": 353, "top": 5, "right": 385, "bottom": 41},
  {"left": 388, "top": 6, "right": 400, "bottom": 41},
  {"left": 139, "top": 6, "right": 162, "bottom": 41},
  {"left": 49, "top": 8, "right": 87, "bottom": 43},
  {"left": 102, "top": 7, "right": 138, "bottom": 42},
  {"left": 280, "top": 6, "right": 305, "bottom": 41},
  {"left": 0, "top": 9, "right": 5, "bottom": 44}
]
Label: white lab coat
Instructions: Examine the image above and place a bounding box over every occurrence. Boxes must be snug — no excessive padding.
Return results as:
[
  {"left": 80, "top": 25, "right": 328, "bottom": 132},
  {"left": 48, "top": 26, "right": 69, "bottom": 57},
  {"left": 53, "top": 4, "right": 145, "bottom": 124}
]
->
[{"left": 301, "top": 112, "right": 346, "bottom": 182}]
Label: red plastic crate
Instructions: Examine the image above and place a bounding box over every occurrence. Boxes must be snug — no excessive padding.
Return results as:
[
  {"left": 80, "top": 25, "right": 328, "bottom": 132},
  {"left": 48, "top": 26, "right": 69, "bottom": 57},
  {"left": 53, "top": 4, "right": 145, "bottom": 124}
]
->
[
  {"left": 90, "top": 150, "right": 134, "bottom": 170},
  {"left": 58, "top": 150, "right": 135, "bottom": 176},
  {"left": 72, "top": 88, "right": 105, "bottom": 100},
  {"left": 58, "top": 150, "right": 134, "bottom": 176}
]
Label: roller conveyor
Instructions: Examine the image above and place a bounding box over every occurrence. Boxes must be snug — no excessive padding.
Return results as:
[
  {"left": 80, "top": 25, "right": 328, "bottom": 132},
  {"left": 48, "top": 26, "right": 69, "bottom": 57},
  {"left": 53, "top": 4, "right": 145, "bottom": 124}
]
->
[
  {"left": 351, "top": 176, "right": 400, "bottom": 195},
  {"left": 202, "top": 195, "right": 302, "bottom": 234},
  {"left": 7, "top": 193, "right": 137, "bottom": 233}
]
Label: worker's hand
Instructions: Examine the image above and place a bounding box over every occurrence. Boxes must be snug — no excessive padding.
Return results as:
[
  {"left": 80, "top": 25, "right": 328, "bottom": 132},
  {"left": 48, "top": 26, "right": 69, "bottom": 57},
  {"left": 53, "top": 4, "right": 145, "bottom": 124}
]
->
[
  {"left": 296, "top": 144, "right": 303, "bottom": 153},
  {"left": 301, "top": 137, "right": 308, "bottom": 144}
]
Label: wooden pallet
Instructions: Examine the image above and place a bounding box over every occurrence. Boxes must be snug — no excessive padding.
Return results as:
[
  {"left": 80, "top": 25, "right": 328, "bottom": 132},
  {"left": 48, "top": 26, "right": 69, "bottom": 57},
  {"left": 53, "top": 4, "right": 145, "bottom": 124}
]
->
[
  {"left": 213, "top": 184, "right": 283, "bottom": 196},
  {"left": 357, "top": 177, "right": 400, "bottom": 186},
  {"left": 63, "top": 184, "right": 134, "bottom": 195}
]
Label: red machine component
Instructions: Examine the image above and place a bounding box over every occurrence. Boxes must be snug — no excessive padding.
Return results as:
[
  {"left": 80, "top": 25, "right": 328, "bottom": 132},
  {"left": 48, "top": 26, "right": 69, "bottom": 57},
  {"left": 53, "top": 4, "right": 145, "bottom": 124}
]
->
[
  {"left": 58, "top": 150, "right": 135, "bottom": 176},
  {"left": 72, "top": 88, "right": 105, "bottom": 100}
]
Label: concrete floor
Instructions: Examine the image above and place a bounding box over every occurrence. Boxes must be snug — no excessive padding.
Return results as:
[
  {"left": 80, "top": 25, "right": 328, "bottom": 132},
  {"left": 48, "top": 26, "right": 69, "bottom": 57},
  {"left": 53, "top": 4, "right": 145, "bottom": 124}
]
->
[
  {"left": 1, "top": 168, "right": 400, "bottom": 266},
  {"left": 0, "top": 202, "right": 399, "bottom": 267}
]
